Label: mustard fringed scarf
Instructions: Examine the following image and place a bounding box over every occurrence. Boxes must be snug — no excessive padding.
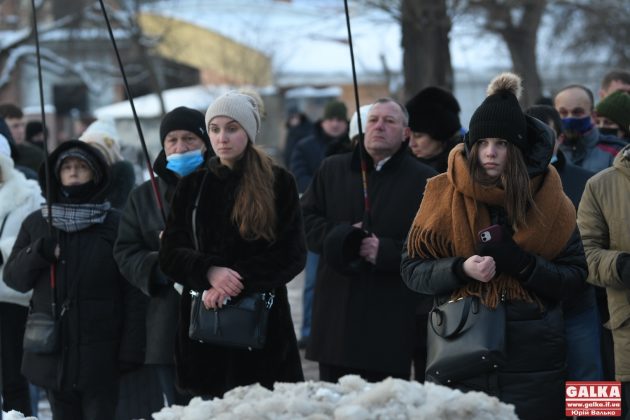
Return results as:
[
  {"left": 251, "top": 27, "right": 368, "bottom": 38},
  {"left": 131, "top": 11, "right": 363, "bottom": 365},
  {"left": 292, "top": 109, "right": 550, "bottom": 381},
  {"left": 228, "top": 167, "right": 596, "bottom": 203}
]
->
[{"left": 407, "top": 143, "right": 576, "bottom": 308}]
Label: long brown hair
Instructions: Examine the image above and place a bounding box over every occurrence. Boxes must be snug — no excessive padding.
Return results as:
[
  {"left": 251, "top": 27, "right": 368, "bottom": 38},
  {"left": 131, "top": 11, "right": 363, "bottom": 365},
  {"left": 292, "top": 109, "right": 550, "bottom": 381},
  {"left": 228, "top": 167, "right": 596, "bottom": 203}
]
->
[
  {"left": 468, "top": 142, "right": 536, "bottom": 229},
  {"left": 232, "top": 143, "right": 277, "bottom": 241}
]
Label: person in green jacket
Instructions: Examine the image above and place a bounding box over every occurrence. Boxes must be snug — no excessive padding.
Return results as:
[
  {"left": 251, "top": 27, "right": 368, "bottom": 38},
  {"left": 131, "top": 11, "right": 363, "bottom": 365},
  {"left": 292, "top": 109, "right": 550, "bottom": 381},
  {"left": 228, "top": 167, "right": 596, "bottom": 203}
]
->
[{"left": 578, "top": 144, "right": 630, "bottom": 416}]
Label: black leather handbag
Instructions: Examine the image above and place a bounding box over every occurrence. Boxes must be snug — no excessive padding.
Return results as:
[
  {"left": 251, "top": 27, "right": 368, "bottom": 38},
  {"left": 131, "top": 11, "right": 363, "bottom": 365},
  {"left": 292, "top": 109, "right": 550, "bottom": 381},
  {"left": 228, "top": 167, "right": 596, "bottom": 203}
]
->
[
  {"left": 23, "top": 311, "right": 60, "bottom": 354},
  {"left": 189, "top": 290, "right": 274, "bottom": 350},
  {"left": 186, "top": 171, "right": 274, "bottom": 350},
  {"left": 425, "top": 295, "right": 506, "bottom": 385},
  {"left": 23, "top": 246, "right": 78, "bottom": 355}
]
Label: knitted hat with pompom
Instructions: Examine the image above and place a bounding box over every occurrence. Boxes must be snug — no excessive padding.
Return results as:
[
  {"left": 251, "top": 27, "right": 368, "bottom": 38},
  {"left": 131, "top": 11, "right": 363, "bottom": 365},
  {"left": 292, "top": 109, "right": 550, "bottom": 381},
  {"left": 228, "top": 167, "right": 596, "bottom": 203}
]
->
[{"left": 466, "top": 72, "right": 527, "bottom": 151}]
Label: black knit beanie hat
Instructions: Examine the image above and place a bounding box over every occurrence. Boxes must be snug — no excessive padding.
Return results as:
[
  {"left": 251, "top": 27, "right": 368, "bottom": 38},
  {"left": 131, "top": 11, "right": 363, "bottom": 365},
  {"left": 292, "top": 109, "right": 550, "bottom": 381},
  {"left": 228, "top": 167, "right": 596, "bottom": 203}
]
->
[
  {"left": 406, "top": 86, "right": 461, "bottom": 141},
  {"left": 466, "top": 72, "right": 528, "bottom": 151},
  {"left": 159, "top": 106, "right": 210, "bottom": 147}
]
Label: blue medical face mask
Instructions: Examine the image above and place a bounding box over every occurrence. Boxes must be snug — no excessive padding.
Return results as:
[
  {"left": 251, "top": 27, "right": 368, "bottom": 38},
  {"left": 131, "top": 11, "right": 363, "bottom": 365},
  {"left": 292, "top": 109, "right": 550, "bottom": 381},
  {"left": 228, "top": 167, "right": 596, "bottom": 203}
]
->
[
  {"left": 561, "top": 116, "right": 593, "bottom": 135},
  {"left": 166, "top": 149, "right": 204, "bottom": 177}
]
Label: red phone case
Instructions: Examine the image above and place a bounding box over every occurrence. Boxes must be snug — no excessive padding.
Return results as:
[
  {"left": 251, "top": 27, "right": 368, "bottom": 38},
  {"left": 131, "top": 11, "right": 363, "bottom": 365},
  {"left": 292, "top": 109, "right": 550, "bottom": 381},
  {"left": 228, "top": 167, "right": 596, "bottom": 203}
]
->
[{"left": 478, "top": 224, "right": 503, "bottom": 243}]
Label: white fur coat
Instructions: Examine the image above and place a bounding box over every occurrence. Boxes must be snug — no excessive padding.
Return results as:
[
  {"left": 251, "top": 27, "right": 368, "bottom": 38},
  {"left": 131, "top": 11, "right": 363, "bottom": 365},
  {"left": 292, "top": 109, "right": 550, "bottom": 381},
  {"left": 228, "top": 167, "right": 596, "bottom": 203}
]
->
[{"left": 0, "top": 154, "right": 44, "bottom": 306}]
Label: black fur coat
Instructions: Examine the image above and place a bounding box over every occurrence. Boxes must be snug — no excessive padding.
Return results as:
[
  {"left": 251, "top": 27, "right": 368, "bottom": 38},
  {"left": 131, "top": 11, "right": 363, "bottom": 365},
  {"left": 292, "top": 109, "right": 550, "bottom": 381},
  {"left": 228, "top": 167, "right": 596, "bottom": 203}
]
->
[{"left": 159, "top": 156, "right": 306, "bottom": 397}]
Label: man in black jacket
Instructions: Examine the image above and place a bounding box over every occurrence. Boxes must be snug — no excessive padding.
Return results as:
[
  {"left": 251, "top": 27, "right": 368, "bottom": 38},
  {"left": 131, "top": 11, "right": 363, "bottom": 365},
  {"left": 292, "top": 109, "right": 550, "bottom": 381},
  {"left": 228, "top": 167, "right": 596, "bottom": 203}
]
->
[
  {"left": 290, "top": 100, "right": 350, "bottom": 193},
  {"left": 113, "top": 107, "right": 211, "bottom": 418},
  {"left": 526, "top": 105, "right": 610, "bottom": 384},
  {"left": 290, "top": 100, "right": 351, "bottom": 349},
  {"left": 301, "top": 98, "right": 437, "bottom": 382}
]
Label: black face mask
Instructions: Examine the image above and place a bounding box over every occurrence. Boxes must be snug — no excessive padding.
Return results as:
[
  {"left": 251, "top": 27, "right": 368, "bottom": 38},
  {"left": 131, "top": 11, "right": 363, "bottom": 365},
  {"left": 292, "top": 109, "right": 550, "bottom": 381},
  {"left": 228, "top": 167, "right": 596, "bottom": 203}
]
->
[
  {"left": 599, "top": 127, "right": 619, "bottom": 137},
  {"left": 60, "top": 180, "right": 97, "bottom": 202}
]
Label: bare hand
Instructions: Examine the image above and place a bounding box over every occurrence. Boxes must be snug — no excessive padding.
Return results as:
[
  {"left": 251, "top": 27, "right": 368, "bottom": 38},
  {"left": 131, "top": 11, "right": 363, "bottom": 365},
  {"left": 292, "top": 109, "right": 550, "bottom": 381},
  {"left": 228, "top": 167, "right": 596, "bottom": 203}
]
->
[
  {"left": 359, "top": 234, "right": 379, "bottom": 265},
  {"left": 206, "top": 266, "right": 243, "bottom": 297},
  {"left": 463, "top": 255, "right": 496, "bottom": 283},
  {"left": 202, "top": 288, "right": 230, "bottom": 310}
]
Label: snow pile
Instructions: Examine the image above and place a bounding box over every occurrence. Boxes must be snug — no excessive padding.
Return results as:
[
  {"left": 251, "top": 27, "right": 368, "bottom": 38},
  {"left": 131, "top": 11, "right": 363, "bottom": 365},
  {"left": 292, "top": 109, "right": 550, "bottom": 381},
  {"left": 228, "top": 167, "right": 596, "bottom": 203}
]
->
[
  {"left": 2, "top": 410, "right": 36, "bottom": 420},
  {"left": 153, "top": 375, "right": 517, "bottom": 420}
]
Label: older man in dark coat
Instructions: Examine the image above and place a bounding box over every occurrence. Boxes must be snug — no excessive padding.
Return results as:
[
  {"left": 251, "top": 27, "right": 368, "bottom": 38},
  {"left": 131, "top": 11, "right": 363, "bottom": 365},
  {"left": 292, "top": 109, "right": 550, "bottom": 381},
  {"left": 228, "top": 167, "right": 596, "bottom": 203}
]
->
[
  {"left": 113, "top": 107, "right": 211, "bottom": 417},
  {"left": 301, "top": 98, "right": 437, "bottom": 381}
]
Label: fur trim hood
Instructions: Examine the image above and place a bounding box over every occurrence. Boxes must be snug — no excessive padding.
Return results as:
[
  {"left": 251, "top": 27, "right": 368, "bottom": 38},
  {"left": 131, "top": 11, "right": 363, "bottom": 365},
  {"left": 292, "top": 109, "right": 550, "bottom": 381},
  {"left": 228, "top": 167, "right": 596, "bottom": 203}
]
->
[{"left": 0, "top": 154, "right": 43, "bottom": 218}]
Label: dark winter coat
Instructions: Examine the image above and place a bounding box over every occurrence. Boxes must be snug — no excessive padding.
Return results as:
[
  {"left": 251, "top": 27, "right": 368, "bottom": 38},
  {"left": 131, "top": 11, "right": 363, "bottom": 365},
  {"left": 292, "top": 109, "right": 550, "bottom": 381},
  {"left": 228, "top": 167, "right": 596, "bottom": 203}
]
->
[
  {"left": 290, "top": 122, "right": 351, "bottom": 193},
  {"left": 3, "top": 140, "right": 146, "bottom": 392},
  {"left": 0, "top": 117, "right": 37, "bottom": 180},
  {"left": 553, "top": 149, "right": 595, "bottom": 209},
  {"left": 302, "top": 142, "right": 437, "bottom": 376},
  {"left": 414, "top": 136, "right": 461, "bottom": 174},
  {"left": 158, "top": 155, "right": 306, "bottom": 397},
  {"left": 106, "top": 160, "right": 136, "bottom": 209},
  {"left": 553, "top": 149, "right": 599, "bottom": 317},
  {"left": 283, "top": 113, "right": 313, "bottom": 167},
  {"left": 402, "top": 230, "right": 586, "bottom": 419},
  {"left": 400, "top": 117, "right": 588, "bottom": 420},
  {"left": 113, "top": 151, "right": 182, "bottom": 365},
  {"left": 560, "top": 127, "right": 626, "bottom": 173}
]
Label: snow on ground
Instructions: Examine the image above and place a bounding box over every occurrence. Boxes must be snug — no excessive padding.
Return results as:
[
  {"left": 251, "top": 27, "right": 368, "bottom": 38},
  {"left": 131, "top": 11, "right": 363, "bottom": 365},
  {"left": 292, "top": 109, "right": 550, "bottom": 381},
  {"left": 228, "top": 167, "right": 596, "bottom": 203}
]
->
[
  {"left": 1, "top": 410, "right": 36, "bottom": 420},
  {"left": 152, "top": 375, "right": 517, "bottom": 420}
]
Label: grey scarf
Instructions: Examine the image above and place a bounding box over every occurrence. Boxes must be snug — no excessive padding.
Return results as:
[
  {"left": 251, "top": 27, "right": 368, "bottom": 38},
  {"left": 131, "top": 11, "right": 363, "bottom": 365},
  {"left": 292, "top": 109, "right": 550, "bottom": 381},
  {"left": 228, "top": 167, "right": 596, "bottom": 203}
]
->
[{"left": 41, "top": 202, "right": 111, "bottom": 232}]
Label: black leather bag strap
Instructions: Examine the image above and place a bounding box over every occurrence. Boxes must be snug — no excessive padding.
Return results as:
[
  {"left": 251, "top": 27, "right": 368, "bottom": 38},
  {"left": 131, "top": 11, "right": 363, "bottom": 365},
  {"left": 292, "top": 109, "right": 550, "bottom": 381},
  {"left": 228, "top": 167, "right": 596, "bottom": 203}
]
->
[{"left": 191, "top": 171, "right": 209, "bottom": 252}]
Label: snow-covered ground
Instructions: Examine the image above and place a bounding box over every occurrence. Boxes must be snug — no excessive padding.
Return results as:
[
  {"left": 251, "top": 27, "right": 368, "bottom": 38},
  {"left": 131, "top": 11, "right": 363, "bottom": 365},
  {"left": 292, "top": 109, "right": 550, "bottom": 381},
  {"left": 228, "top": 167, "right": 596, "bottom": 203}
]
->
[
  {"left": 152, "top": 375, "right": 517, "bottom": 420},
  {"left": 2, "top": 410, "right": 36, "bottom": 420}
]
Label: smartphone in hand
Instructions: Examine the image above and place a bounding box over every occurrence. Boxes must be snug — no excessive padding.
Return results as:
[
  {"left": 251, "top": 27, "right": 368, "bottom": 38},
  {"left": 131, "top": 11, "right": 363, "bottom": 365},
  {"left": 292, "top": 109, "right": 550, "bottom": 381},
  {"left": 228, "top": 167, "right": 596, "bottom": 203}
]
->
[{"left": 478, "top": 224, "right": 503, "bottom": 244}]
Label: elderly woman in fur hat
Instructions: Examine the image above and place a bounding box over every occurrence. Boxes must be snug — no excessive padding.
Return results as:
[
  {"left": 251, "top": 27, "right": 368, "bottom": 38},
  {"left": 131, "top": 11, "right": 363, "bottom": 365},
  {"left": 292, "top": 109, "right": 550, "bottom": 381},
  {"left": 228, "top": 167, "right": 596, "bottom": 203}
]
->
[
  {"left": 159, "top": 91, "right": 306, "bottom": 398},
  {"left": 401, "top": 73, "right": 587, "bottom": 420},
  {"left": 405, "top": 86, "right": 463, "bottom": 173},
  {"left": 4, "top": 140, "right": 145, "bottom": 420}
]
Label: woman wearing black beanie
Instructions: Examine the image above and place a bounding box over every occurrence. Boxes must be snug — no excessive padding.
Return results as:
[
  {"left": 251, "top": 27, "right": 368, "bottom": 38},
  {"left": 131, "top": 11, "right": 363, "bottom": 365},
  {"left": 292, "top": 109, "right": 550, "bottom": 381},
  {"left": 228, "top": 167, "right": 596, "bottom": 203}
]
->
[
  {"left": 405, "top": 86, "right": 462, "bottom": 173},
  {"left": 401, "top": 73, "right": 587, "bottom": 420}
]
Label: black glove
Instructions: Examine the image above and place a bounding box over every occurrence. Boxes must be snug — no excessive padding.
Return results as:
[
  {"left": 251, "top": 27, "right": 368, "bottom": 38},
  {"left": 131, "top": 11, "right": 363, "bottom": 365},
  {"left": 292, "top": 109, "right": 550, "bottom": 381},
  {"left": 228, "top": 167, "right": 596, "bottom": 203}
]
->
[
  {"left": 477, "top": 228, "right": 534, "bottom": 280},
  {"left": 38, "top": 235, "right": 58, "bottom": 263},
  {"left": 0, "top": 252, "right": 3, "bottom": 266},
  {"left": 617, "top": 254, "right": 630, "bottom": 288}
]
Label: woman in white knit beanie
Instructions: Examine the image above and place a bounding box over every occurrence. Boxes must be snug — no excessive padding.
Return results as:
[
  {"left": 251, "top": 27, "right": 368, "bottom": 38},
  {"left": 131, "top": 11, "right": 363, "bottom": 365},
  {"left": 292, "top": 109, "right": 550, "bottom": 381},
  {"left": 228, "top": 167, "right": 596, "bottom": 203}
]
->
[{"left": 158, "top": 90, "right": 306, "bottom": 398}]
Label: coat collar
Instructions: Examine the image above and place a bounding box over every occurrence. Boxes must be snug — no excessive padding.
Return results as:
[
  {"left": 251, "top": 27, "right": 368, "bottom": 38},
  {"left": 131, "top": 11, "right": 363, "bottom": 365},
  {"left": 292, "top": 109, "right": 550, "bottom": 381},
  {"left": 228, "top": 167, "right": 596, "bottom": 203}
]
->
[{"left": 350, "top": 138, "right": 410, "bottom": 173}]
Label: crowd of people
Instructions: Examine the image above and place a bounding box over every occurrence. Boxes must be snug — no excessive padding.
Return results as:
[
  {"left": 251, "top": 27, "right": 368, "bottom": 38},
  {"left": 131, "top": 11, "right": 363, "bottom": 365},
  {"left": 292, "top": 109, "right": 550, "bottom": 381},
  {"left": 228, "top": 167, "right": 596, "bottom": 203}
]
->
[{"left": 0, "top": 68, "right": 628, "bottom": 419}]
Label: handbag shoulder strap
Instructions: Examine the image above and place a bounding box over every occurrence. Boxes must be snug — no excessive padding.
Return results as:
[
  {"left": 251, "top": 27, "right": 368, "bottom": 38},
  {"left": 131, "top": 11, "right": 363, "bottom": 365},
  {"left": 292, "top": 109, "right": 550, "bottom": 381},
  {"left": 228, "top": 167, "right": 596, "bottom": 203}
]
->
[{"left": 191, "top": 171, "right": 209, "bottom": 252}]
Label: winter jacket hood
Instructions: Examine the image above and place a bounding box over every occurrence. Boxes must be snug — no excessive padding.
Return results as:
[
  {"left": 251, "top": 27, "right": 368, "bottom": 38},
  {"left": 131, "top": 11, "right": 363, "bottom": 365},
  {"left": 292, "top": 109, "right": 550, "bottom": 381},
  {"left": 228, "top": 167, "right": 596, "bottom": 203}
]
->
[
  {"left": 38, "top": 140, "right": 111, "bottom": 204},
  {"left": 613, "top": 144, "right": 630, "bottom": 178},
  {"left": 522, "top": 114, "right": 554, "bottom": 178},
  {"left": 0, "top": 154, "right": 42, "bottom": 218}
]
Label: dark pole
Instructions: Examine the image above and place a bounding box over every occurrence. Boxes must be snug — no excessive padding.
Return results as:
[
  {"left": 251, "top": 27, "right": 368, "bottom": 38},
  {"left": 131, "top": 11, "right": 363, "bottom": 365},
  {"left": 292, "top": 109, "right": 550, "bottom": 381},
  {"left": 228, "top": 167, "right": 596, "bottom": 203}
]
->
[
  {"left": 98, "top": 0, "right": 166, "bottom": 223},
  {"left": 343, "top": 0, "right": 371, "bottom": 231},
  {"left": 31, "top": 0, "right": 57, "bottom": 314}
]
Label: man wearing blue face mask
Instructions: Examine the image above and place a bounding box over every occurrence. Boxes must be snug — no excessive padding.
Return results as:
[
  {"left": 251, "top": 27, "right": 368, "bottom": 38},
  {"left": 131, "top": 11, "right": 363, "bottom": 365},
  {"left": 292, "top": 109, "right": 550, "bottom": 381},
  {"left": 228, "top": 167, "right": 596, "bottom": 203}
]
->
[
  {"left": 554, "top": 84, "right": 626, "bottom": 173},
  {"left": 113, "top": 106, "right": 211, "bottom": 418}
]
